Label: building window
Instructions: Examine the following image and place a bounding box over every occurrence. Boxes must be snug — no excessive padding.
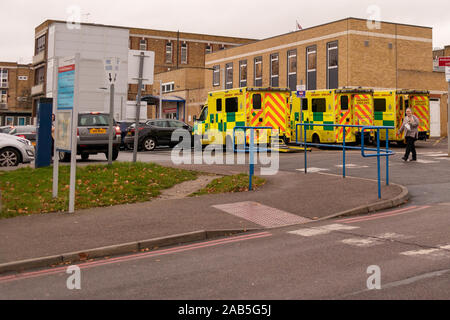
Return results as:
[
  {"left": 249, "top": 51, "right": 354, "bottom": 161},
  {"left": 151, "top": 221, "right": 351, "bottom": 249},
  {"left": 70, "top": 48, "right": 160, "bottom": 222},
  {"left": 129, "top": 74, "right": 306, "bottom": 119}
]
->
[
  {"left": 166, "top": 42, "right": 173, "bottom": 64},
  {"left": 181, "top": 42, "right": 188, "bottom": 64},
  {"left": 287, "top": 49, "right": 297, "bottom": 91},
  {"left": 35, "top": 67, "right": 45, "bottom": 85},
  {"left": 213, "top": 65, "right": 220, "bottom": 87},
  {"left": 225, "top": 63, "right": 233, "bottom": 90},
  {"left": 206, "top": 44, "right": 212, "bottom": 54},
  {"left": 36, "top": 35, "right": 46, "bottom": 54},
  {"left": 0, "top": 69, "right": 8, "bottom": 88},
  {"left": 306, "top": 46, "right": 317, "bottom": 90},
  {"left": 141, "top": 84, "right": 146, "bottom": 92},
  {"left": 254, "top": 56, "right": 262, "bottom": 87},
  {"left": 239, "top": 60, "right": 247, "bottom": 88},
  {"left": 219, "top": 44, "right": 225, "bottom": 51},
  {"left": 6, "top": 116, "right": 14, "bottom": 125},
  {"left": 140, "top": 39, "right": 147, "bottom": 51},
  {"left": 270, "top": 53, "right": 279, "bottom": 87},
  {"left": 0, "top": 90, "right": 7, "bottom": 104},
  {"left": 18, "top": 117, "right": 26, "bottom": 126},
  {"left": 327, "top": 41, "right": 338, "bottom": 89},
  {"left": 162, "top": 82, "right": 175, "bottom": 93}
]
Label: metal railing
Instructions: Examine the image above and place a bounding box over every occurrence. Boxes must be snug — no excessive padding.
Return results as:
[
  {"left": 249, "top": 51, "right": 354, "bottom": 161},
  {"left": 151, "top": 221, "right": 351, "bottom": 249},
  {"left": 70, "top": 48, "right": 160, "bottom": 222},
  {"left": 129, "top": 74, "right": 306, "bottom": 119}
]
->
[
  {"left": 233, "top": 126, "right": 274, "bottom": 191},
  {"left": 295, "top": 123, "right": 395, "bottom": 199}
]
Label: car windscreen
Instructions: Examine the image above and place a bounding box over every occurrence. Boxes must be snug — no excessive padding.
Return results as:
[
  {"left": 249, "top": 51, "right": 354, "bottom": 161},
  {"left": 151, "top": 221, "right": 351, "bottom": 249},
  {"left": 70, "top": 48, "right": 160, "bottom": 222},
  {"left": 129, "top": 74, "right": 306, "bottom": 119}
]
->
[{"left": 78, "top": 114, "right": 110, "bottom": 127}]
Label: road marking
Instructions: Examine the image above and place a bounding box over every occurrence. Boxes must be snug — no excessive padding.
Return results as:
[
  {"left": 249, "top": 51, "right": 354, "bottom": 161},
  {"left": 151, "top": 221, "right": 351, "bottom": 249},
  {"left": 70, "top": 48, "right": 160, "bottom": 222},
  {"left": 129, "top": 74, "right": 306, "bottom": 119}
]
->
[
  {"left": 376, "top": 232, "right": 412, "bottom": 240},
  {"left": 213, "top": 202, "right": 312, "bottom": 228},
  {"left": 296, "top": 167, "right": 330, "bottom": 173},
  {"left": 400, "top": 244, "right": 450, "bottom": 260},
  {"left": 336, "top": 206, "right": 429, "bottom": 224},
  {"left": 415, "top": 159, "right": 439, "bottom": 164},
  {"left": 0, "top": 231, "right": 272, "bottom": 284},
  {"left": 341, "top": 238, "right": 382, "bottom": 247},
  {"left": 288, "top": 224, "right": 359, "bottom": 237},
  {"left": 335, "top": 164, "right": 369, "bottom": 169},
  {"left": 435, "top": 157, "right": 450, "bottom": 161},
  {"left": 420, "top": 152, "right": 448, "bottom": 157}
]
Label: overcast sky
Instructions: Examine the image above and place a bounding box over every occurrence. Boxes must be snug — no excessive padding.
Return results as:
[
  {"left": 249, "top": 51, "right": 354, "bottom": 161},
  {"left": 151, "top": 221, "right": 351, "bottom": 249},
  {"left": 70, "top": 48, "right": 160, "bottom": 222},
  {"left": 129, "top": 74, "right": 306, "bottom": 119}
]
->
[{"left": 1, "top": 0, "right": 449, "bottom": 63}]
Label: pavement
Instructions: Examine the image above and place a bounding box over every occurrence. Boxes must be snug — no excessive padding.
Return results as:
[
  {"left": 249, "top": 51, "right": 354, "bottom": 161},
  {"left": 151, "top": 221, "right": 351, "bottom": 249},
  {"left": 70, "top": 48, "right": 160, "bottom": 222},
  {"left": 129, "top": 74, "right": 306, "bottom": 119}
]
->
[{"left": 0, "top": 162, "right": 407, "bottom": 273}]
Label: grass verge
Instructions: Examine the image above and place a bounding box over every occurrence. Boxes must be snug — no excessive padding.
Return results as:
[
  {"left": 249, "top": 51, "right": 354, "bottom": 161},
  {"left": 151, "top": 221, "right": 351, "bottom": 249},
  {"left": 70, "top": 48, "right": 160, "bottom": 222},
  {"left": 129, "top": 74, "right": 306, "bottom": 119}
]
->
[
  {"left": 0, "top": 162, "right": 198, "bottom": 219},
  {"left": 190, "top": 173, "right": 266, "bottom": 197}
]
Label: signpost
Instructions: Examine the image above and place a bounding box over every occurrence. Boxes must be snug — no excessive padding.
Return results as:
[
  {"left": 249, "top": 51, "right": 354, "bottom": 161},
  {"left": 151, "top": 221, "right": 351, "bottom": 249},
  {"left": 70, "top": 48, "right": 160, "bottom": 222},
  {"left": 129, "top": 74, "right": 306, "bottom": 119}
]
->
[
  {"left": 440, "top": 57, "right": 450, "bottom": 156},
  {"left": 128, "top": 50, "right": 155, "bottom": 162},
  {"left": 52, "top": 54, "right": 80, "bottom": 213},
  {"left": 104, "top": 57, "right": 120, "bottom": 165}
]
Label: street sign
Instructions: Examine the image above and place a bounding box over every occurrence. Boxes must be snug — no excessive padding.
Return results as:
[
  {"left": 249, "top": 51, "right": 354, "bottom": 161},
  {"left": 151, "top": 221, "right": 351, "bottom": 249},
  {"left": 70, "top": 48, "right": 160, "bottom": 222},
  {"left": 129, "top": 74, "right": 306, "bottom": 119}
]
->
[
  {"left": 128, "top": 50, "right": 155, "bottom": 85},
  {"left": 438, "top": 57, "right": 450, "bottom": 67},
  {"left": 296, "top": 91, "right": 306, "bottom": 98},
  {"left": 104, "top": 57, "right": 120, "bottom": 85},
  {"left": 296, "top": 84, "right": 306, "bottom": 91}
]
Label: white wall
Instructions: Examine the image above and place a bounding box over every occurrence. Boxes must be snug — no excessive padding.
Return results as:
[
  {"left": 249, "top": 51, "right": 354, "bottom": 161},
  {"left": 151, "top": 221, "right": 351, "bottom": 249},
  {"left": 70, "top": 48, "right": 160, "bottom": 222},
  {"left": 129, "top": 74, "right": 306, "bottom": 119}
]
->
[{"left": 46, "top": 22, "right": 129, "bottom": 120}]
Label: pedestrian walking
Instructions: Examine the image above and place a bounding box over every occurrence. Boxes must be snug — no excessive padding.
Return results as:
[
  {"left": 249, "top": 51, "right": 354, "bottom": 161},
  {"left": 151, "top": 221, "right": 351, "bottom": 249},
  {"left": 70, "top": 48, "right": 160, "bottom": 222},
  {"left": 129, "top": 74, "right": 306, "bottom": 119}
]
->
[{"left": 398, "top": 108, "right": 419, "bottom": 162}]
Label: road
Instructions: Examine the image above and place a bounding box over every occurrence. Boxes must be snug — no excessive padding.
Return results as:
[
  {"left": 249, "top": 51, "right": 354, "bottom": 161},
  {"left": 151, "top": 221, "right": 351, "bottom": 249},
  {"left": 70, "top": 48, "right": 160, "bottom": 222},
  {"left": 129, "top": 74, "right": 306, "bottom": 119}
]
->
[{"left": 0, "top": 138, "right": 449, "bottom": 299}]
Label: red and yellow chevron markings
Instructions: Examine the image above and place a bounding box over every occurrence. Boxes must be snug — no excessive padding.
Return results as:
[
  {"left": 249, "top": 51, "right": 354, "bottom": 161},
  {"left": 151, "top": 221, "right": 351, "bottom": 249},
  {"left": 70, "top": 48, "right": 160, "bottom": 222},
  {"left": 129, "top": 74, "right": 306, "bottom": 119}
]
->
[
  {"left": 412, "top": 96, "right": 430, "bottom": 132},
  {"left": 264, "top": 93, "right": 287, "bottom": 133},
  {"left": 354, "top": 94, "right": 373, "bottom": 127}
]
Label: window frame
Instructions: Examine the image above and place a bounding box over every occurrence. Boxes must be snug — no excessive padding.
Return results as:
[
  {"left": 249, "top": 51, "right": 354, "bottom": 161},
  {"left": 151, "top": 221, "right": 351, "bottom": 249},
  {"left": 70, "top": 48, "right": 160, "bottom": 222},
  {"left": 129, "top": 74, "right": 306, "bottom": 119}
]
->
[
  {"left": 139, "top": 38, "right": 147, "bottom": 51},
  {"left": 225, "top": 62, "right": 233, "bottom": 89},
  {"left": 165, "top": 41, "right": 173, "bottom": 64},
  {"left": 254, "top": 56, "right": 262, "bottom": 87},
  {"left": 270, "top": 53, "right": 279, "bottom": 87},
  {"left": 287, "top": 49, "right": 297, "bottom": 91},
  {"left": 213, "top": 65, "right": 220, "bottom": 87},
  {"left": 306, "top": 46, "right": 317, "bottom": 90},
  {"left": 180, "top": 42, "right": 188, "bottom": 64},
  {"left": 326, "top": 41, "right": 339, "bottom": 89},
  {"left": 312, "top": 98, "right": 326, "bottom": 113},
  {"left": 374, "top": 98, "right": 387, "bottom": 112},
  {"left": 225, "top": 97, "right": 239, "bottom": 113},
  {"left": 239, "top": 60, "right": 247, "bottom": 88}
]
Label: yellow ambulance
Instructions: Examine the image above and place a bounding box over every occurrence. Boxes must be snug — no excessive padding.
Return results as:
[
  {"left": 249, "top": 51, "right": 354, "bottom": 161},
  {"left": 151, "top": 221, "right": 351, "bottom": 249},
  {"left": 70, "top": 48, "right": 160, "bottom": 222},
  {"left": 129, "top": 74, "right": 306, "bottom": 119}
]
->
[
  {"left": 373, "top": 90, "right": 430, "bottom": 143},
  {"left": 290, "top": 88, "right": 374, "bottom": 144},
  {"left": 194, "top": 87, "right": 291, "bottom": 147}
]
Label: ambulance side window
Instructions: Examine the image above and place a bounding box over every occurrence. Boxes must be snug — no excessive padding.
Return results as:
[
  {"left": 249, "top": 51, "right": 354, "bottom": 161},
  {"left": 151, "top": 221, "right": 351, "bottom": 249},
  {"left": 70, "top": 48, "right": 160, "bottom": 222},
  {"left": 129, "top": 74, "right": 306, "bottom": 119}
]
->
[
  {"left": 216, "top": 99, "right": 222, "bottom": 112},
  {"left": 198, "top": 107, "right": 208, "bottom": 121},
  {"left": 252, "top": 94, "right": 262, "bottom": 110},
  {"left": 226, "top": 97, "right": 239, "bottom": 113},
  {"left": 374, "top": 99, "right": 386, "bottom": 112},
  {"left": 340, "top": 96, "right": 349, "bottom": 110},
  {"left": 312, "top": 98, "right": 326, "bottom": 113},
  {"left": 302, "top": 99, "right": 308, "bottom": 111},
  {"left": 404, "top": 99, "right": 409, "bottom": 109},
  {"left": 399, "top": 97, "right": 404, "bottom": 110}
]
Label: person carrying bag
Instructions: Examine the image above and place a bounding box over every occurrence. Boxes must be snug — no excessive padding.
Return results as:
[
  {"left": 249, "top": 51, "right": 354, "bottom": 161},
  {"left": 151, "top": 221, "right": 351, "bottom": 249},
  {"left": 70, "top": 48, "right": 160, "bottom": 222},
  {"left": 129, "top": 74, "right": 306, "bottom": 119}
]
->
[{"left": 398, "top": 107, "right": 419, "bottom": 162}]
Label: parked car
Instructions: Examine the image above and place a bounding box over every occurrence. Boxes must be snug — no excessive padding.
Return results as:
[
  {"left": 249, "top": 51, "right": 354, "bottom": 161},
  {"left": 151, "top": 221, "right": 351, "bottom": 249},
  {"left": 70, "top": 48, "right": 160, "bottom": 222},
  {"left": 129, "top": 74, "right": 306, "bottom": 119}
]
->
[
  {"left": 58, "top": 112, "right": 121, "bottom": 162},
  {"left": 9, "top": 126, "right": 37, "bottom": 146},
  {"left": 0, "top": 133, "right": 35, "bottom": 167},
  {"left": 124, "top": 119, "right": 192, "bottom": 151},
  {"left": 0, "top": 126, "right": 15, "bottom": 134},
  {"left": 116, "top": 121, "right": 146, "bottom": 150}
]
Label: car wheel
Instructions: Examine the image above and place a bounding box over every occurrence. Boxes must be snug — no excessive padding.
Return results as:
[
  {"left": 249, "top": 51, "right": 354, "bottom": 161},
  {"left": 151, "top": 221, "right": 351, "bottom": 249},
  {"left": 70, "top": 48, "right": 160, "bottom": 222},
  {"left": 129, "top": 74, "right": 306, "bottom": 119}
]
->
[
  {"left": 81, "top": 153, "right": 89, "bottom": 161},
  {"left": 112, "top": 148, "right": 119, "bottom": 161},
  {"left": 58, "top": 151, "right": 71, "bottom": 162},
  {"left": 143, "top": 137, "right": 156, "bottom": 151},
  {"left": 0, "top": 148, "right": 20, "bottom": 167}
]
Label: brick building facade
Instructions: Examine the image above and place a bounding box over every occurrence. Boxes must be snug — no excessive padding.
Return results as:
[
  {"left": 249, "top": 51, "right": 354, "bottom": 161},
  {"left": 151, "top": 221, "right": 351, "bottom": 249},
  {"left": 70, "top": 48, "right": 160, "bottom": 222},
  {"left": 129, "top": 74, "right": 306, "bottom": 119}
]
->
[
  {"left": 204, "top": 18, "right": 448, "bottom": 137},
  {"left": 0, "top": 62, "right": 34, "bottom": 126},
  {"left": 31, "top": 20, "right": 255, "bottom": 118}
]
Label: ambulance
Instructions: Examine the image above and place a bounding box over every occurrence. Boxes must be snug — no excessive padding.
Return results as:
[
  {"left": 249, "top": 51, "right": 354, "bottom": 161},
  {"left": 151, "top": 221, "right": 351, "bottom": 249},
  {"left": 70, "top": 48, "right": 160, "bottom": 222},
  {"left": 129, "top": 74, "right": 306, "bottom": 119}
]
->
[
  {"left": 290, "top": 88, "right": 374, "bottom": 144},
  {"left": 373, "top": 90, "right": 430, "bottom": 143},
  {"left": 193, "top": 87, "right": 291, "bottom": 147}
]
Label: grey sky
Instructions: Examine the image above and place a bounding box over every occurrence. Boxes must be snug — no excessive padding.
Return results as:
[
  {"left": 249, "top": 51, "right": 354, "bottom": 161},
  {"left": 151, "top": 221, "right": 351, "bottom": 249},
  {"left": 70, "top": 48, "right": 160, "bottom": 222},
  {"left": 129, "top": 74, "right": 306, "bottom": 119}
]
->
[{"left": 1, "top": 0, "right": 449, "bottom": 63}]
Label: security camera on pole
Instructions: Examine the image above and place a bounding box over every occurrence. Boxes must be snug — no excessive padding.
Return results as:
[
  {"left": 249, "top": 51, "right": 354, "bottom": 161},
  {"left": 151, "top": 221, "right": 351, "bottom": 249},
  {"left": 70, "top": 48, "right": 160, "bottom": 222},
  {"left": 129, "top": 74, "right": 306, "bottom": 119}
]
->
[
  {"left": 128, "top": 50, "right": 155, "bottom": 162},
  {"left": 104, "top": 57, "right": 120, "bottom": 165}
]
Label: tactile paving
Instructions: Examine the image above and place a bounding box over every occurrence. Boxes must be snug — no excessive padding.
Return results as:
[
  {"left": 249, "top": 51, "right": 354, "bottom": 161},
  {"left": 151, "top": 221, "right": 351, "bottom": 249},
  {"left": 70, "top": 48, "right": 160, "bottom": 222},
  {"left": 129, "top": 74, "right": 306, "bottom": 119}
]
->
[{"left": 212, "top": 201, "right": 312, "bottom": 228}]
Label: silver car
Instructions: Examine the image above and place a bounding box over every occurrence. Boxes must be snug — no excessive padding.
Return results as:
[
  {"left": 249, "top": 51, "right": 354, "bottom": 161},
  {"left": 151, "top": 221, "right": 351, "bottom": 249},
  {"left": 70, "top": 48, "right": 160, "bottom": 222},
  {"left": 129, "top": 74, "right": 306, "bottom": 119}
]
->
[
  {"left": 0, "top": 133, "right": 35, "bottom": 167},
  {"left": 58, "top": 112, "right": 121, "bottom": 162}
]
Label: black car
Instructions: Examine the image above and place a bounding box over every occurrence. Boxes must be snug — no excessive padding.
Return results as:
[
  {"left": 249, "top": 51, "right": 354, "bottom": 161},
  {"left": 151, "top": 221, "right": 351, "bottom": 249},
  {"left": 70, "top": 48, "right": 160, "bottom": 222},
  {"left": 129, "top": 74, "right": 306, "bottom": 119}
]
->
[{"left": 124, "top": 119, "right": 192, "bottom": 151}]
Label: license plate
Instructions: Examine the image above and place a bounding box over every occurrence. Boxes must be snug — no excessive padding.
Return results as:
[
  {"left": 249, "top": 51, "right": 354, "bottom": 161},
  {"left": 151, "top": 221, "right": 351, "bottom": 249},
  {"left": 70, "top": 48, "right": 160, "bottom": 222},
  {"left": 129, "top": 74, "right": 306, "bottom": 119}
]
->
[{"left": 90, "top": 128, "right": 107, "bottom": 134}]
